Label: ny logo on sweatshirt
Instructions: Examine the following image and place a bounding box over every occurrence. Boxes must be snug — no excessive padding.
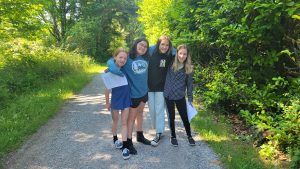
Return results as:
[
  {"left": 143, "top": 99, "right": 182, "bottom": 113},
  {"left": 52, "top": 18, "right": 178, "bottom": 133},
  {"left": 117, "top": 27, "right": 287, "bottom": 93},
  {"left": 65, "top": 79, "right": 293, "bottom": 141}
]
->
[{"left": 160, "top": 59, "right": 166, "bottom": 67}]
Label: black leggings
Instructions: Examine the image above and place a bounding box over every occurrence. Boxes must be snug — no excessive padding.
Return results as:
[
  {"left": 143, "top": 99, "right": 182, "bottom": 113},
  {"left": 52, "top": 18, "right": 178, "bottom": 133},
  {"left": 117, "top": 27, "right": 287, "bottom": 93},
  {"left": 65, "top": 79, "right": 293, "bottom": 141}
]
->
[{"left": 165, "top": 97, "right": 191, "bottom": 138}]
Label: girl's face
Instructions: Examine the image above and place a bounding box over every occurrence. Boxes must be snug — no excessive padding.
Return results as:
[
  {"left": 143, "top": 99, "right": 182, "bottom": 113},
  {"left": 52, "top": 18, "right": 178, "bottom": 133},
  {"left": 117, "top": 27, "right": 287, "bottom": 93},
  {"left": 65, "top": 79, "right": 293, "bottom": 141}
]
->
[
  {"left": 159, "top": 39, "right": 169, "bottom": 54},
  {"left": 177, "top": 48, "right": 187, "bottom": 64},
  {"left": 136, "top": 41, "right": 148, "bottom": 56},
  {"left": 114, "top": 51, "right": 127, "bottom": 68}
]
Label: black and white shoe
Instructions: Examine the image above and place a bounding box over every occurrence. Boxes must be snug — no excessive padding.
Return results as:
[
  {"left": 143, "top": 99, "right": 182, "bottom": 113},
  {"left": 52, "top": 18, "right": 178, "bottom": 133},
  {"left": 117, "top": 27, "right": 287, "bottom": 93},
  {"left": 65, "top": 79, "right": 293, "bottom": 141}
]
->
[
  {"left": 188, "top": 137, "right": 196, "bottom": 146},
  {"left": 151, "top": 133, "right": 161, "bottom": 147},
  {"left": 170, "top": 137, "right": 178, "bottom": 147}
]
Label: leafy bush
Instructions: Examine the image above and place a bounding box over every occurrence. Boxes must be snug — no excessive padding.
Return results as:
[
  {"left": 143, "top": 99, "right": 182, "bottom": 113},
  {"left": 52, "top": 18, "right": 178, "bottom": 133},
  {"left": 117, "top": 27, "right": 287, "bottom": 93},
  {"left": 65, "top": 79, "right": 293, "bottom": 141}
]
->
[
  {"left": 194, "top": 60, "right": 299, "bottom": 167},
  {"left": 0, "top": 39, "right": 94, "bottom": 109}
]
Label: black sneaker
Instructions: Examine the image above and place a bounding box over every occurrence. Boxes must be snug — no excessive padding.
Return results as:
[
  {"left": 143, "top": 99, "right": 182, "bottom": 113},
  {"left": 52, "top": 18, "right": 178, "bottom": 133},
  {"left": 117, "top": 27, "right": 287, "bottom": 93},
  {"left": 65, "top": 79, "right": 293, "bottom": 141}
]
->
[
  {"left": 188, "top": 137, "right": 196, "bottom": 146},
  {"left": 170, "top": 137, "right": 178, "bottom": 147},
  {"left": 151, "top": 133, "right": 161, "bottom": 147},
  {"left": 128, "top": 144, "right": 137, "bottom": 155}
]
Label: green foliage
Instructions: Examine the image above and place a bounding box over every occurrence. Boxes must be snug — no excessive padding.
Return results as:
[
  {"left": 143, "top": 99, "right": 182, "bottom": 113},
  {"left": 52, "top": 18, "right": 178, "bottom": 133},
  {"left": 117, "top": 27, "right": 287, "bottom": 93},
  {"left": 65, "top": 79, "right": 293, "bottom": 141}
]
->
[
  {"left": 0, "top": 39, "right": 94, "bottom": 109},
  {"left": 137, "top": 0, "right": 173, "bottom": 44},
  {"left": 241, "top": 99, "right": 299, "bottom": 164},
  {"left": 65, "top": 19, "right": 98, "bottom": 57},
  {"left": 192, "top": 109, "right": 274, "bottom": 169},
  {"left": 62, "top": 0, "right": 136, "bottom": 61},
  {"left": 164, "top": 0, "right": 300, "bottom": 167},
  {"left": 0, "top": 0, "right": 45, "bottom": 40},
  {"left": 0, "top": 65, "right": 101, "bottom": 160}
]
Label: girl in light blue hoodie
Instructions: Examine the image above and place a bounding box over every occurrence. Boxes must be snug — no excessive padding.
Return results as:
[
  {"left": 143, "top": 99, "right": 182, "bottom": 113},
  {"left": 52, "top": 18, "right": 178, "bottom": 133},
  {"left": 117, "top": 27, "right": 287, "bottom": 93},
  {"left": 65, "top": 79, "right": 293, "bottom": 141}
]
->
[{"left": 107, "top": 38, "right": 151, "bottom": 155}]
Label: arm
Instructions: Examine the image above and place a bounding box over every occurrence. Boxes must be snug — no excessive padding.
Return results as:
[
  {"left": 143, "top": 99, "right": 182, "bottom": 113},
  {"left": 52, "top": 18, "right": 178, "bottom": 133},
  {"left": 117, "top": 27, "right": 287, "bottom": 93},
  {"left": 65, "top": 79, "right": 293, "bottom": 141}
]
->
[
  {"left": 149, "top": 45, "right": 156, "bottom": 56},
  {"left": 104, "top": 89, "right": 111, "bottom": 111},
  {"left": 186, "top": 72, "right": 194, "bottom": 103},
  {"left": 171, "top": 47, "right": 176, "bottom": 56},
  {"left": 107, "top": 58, "right": 124, "bottom": 77},
  {"left": 149, "top": 45, "right": 176, "bottom": 56}
]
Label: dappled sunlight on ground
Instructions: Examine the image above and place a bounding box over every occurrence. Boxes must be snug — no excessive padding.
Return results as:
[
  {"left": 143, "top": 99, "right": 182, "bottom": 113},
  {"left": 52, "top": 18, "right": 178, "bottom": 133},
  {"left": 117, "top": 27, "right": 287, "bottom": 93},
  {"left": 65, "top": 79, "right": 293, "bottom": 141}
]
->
[
  {"left": 91, "top": 153, "right": 112, "bottom": 161},
  {"left": 68, "top": 94, "right": 102, "bottom": 106},
  {"left": 72, "top": 132, "right": 95, "bottom": 142},
  {"left": 5, "top": 73, "right": 222, "bottom": 169}
]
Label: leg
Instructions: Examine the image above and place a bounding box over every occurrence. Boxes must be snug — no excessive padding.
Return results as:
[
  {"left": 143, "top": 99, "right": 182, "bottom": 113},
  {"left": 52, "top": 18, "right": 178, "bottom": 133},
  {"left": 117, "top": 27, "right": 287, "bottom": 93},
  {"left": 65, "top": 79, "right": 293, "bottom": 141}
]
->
[
  {"left": 127, "top": 107, "right": 138, "bottom": 154},
  {"left": 135, "top": 101, "right": 145, "bottom": 131},
  {"left": 111, "top": 110, "right": 119, "bottom": 137},
  {"left": 148, "top": 92, "right": 156, "bottom": 129},
  {"left": 155, "top": 92, "right": 166, "bottom": 134},
  {"left": 111, "top": 110, "right": 122, "bottom": 148},
  {"left": 121, "top": 108, "right": 130, "bottom": 160},
  {"left": 150, "top": 94, "right": 166, "bottom": 147},
  {"left": 136, "top": 102, "right": 151, "bottom": 145},
  {"left": 175, "top": 98, "right": 192, "bottom": 137},
  {"left": 121, "top": 108, "right": 129, "bottom": 142},
  {"left": 127, "top": 107, "right": 138, "bottom": 140},
  {"left": 165, "top": 98, "right": 176, "bottom": 138}
]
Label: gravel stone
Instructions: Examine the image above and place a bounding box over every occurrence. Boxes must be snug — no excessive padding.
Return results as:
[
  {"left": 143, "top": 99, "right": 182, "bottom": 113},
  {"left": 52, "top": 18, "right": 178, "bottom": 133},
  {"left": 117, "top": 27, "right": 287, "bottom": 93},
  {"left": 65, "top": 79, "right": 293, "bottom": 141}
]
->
[{"left": 5, "top": 73, "right": 223, "bottom": 169}]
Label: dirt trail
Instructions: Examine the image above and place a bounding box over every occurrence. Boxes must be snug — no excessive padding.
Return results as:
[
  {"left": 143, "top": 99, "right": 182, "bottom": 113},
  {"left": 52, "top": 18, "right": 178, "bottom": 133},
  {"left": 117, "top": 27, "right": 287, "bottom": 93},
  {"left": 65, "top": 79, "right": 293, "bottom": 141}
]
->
[{"left": 5, "top": 73, "right": 222, "bottom": 169}]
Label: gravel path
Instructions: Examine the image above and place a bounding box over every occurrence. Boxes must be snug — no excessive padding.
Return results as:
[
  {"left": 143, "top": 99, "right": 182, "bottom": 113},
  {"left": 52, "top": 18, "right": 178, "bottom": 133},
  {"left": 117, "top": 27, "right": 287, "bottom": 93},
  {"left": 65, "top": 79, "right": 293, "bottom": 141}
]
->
[{"left": 5, "top": 73, "right": 222, "bottom": 169}]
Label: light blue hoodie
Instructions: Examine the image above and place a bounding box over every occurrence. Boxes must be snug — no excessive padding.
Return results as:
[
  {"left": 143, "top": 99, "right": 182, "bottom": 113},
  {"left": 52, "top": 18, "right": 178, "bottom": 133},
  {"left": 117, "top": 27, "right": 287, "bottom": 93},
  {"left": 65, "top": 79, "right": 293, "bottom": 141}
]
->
[{"left": 107, "top": 55, "right": 148, "bottom": 99}]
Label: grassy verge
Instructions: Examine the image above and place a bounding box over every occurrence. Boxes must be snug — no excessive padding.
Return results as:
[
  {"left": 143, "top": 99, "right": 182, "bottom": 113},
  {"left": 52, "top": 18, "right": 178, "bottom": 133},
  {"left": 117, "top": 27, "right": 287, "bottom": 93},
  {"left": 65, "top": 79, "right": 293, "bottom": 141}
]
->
[
  {"left": 191, "top": 105, "right": 277, "bottom": 169},
  {"left": 0, "top": 64, "right": 106, "bottom": 164}
]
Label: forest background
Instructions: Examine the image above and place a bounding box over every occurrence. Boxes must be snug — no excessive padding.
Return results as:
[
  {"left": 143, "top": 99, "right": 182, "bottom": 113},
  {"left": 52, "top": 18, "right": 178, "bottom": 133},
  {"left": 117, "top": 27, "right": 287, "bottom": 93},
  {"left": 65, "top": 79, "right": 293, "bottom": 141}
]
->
[{"left": 0, "top": 0, "right": 299, "bottom": 168}]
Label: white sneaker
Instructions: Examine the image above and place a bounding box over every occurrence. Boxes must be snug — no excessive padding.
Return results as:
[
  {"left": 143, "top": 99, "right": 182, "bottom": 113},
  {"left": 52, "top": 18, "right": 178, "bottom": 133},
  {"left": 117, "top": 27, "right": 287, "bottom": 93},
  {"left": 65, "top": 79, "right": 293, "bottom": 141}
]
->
[
  {"left": 151, "top": 133, "right": 161, "bottom": 147},
  {"left": 114, "top": 140, "right": 123, "bottom": 149}
]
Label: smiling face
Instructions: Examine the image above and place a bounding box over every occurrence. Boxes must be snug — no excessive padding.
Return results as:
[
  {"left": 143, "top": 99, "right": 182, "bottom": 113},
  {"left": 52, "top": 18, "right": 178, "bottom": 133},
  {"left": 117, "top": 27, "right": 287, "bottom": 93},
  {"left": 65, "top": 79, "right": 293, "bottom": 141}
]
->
[
  {"left": 136, "top": 41, "right": 148, "bottom": 56},
  {"left": 177, "top": 48, "right": 188, "bottom": 64},
  {"left": 114, "top": 51, "right": 128, "bottom": 68},
  {"left": 159, "top": 39, "right": 170, "bottom": 54}
]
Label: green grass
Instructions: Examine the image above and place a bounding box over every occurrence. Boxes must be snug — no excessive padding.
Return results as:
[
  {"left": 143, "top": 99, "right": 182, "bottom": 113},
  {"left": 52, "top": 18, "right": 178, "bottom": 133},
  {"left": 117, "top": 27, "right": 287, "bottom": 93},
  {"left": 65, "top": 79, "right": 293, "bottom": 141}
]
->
[
  {"left": 0, "top": 64, "right": 106, "bottom": 164},
  {"left": 191, "top": 106, "right": 276, "bottom": 169}
]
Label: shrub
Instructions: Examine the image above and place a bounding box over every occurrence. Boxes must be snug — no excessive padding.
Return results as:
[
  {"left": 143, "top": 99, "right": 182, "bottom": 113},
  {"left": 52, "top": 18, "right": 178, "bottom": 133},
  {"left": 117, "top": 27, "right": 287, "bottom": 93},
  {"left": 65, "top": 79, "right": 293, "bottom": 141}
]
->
[{"left": 0, "top": 39, "right": 94, "bottom": 109}]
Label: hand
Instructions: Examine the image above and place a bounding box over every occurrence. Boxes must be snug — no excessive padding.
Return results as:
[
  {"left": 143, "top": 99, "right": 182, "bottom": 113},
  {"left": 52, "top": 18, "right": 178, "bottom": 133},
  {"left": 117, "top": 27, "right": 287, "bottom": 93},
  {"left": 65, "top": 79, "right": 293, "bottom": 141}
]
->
[
  {"left": 188, "top": 101, "right": 193, "bottom": 107},
  {"left": 105, "top": 103, "right": 111, "bottom": 111},
  {"left": 104, "top": 68, "right": 109, "bottom": 73}
]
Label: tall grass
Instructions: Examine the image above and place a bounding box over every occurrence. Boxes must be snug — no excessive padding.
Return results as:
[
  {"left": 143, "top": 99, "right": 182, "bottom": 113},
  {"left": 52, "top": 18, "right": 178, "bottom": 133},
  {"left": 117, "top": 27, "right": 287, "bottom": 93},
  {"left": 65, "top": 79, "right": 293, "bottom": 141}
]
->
[
  {"left": 0, "top": 39, "right": 94, "bottom": 109},
  {"left": 0, "top": 39, "right": 106, "bottom": 166},
  {"left": 191, "top": 104, "right": 288, "bottom": 169}
]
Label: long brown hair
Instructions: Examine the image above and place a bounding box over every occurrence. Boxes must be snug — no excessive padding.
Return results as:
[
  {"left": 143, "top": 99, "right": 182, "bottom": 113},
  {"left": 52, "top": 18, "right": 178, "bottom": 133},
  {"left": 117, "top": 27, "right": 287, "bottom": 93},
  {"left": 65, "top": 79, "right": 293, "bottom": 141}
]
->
[
  {"left": 129, "top": 37, "right": 149, "bottom": 60},
  {"left": 172, "top": 44, "right": 193, "bottom": 74},
  {"left": 154, "top": 35, "right": 172, "bottom": 55}
]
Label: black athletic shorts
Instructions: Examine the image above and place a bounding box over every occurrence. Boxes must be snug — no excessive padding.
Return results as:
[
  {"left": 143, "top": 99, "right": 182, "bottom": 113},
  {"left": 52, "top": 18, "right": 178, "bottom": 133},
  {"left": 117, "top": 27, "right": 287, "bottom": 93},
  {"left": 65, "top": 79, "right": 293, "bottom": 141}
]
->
[{"left": 130, "top": 93, "right": 148, "bottom": 108}]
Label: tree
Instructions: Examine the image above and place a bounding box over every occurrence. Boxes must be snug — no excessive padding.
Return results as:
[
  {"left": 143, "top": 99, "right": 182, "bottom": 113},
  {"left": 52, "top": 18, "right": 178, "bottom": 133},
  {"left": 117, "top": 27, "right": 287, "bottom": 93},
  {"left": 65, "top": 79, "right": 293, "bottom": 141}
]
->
[
  {"left": 137, "top": 0, "right": 172, "bottom": 44},
  {"left": 0, "top": 0, "right": 44, "bottom": 40},
  {"left": 39, "top": 0, "right": 78, "bottom": 44},
  {"left": 64, "top": 0, "right": 137, "bottom": 61}
]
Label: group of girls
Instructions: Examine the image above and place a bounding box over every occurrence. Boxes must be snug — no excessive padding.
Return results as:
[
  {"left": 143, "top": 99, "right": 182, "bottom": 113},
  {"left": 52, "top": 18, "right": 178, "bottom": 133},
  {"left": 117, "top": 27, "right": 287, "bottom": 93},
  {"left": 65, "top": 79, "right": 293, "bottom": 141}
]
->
[{"left": 104, "top": 36, "right": 195, "bottom": 160}]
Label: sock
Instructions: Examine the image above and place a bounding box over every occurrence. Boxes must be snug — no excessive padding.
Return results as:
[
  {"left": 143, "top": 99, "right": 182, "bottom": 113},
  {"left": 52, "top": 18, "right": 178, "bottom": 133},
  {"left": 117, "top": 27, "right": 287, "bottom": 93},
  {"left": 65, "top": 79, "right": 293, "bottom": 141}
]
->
[
  {"left": 123, "top": 141, "right": 129, "bottom": 149},
  {"left": 137, "top": 131, "right": 143, "bottom": 139},
  {"left": 127, "top": 138, "right": 132, "bottom": 145},
  {"left": 113, "top": 135, "right": 118, "bottom": 143}
]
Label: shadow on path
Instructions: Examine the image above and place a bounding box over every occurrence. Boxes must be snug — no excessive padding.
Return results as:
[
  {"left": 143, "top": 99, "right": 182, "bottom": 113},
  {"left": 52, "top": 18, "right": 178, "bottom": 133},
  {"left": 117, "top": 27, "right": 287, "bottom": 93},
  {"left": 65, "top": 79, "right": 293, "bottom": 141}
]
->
[{"left": 5, "top": 73, "right": 222, "bottom": 169}]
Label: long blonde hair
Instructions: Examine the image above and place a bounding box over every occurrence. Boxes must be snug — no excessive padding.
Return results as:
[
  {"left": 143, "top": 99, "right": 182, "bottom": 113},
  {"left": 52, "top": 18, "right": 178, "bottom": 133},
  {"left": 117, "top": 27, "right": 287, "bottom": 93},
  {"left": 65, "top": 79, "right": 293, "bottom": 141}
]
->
[{"left": 172, "top": 44, "right": 193, "bottom": 74}]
